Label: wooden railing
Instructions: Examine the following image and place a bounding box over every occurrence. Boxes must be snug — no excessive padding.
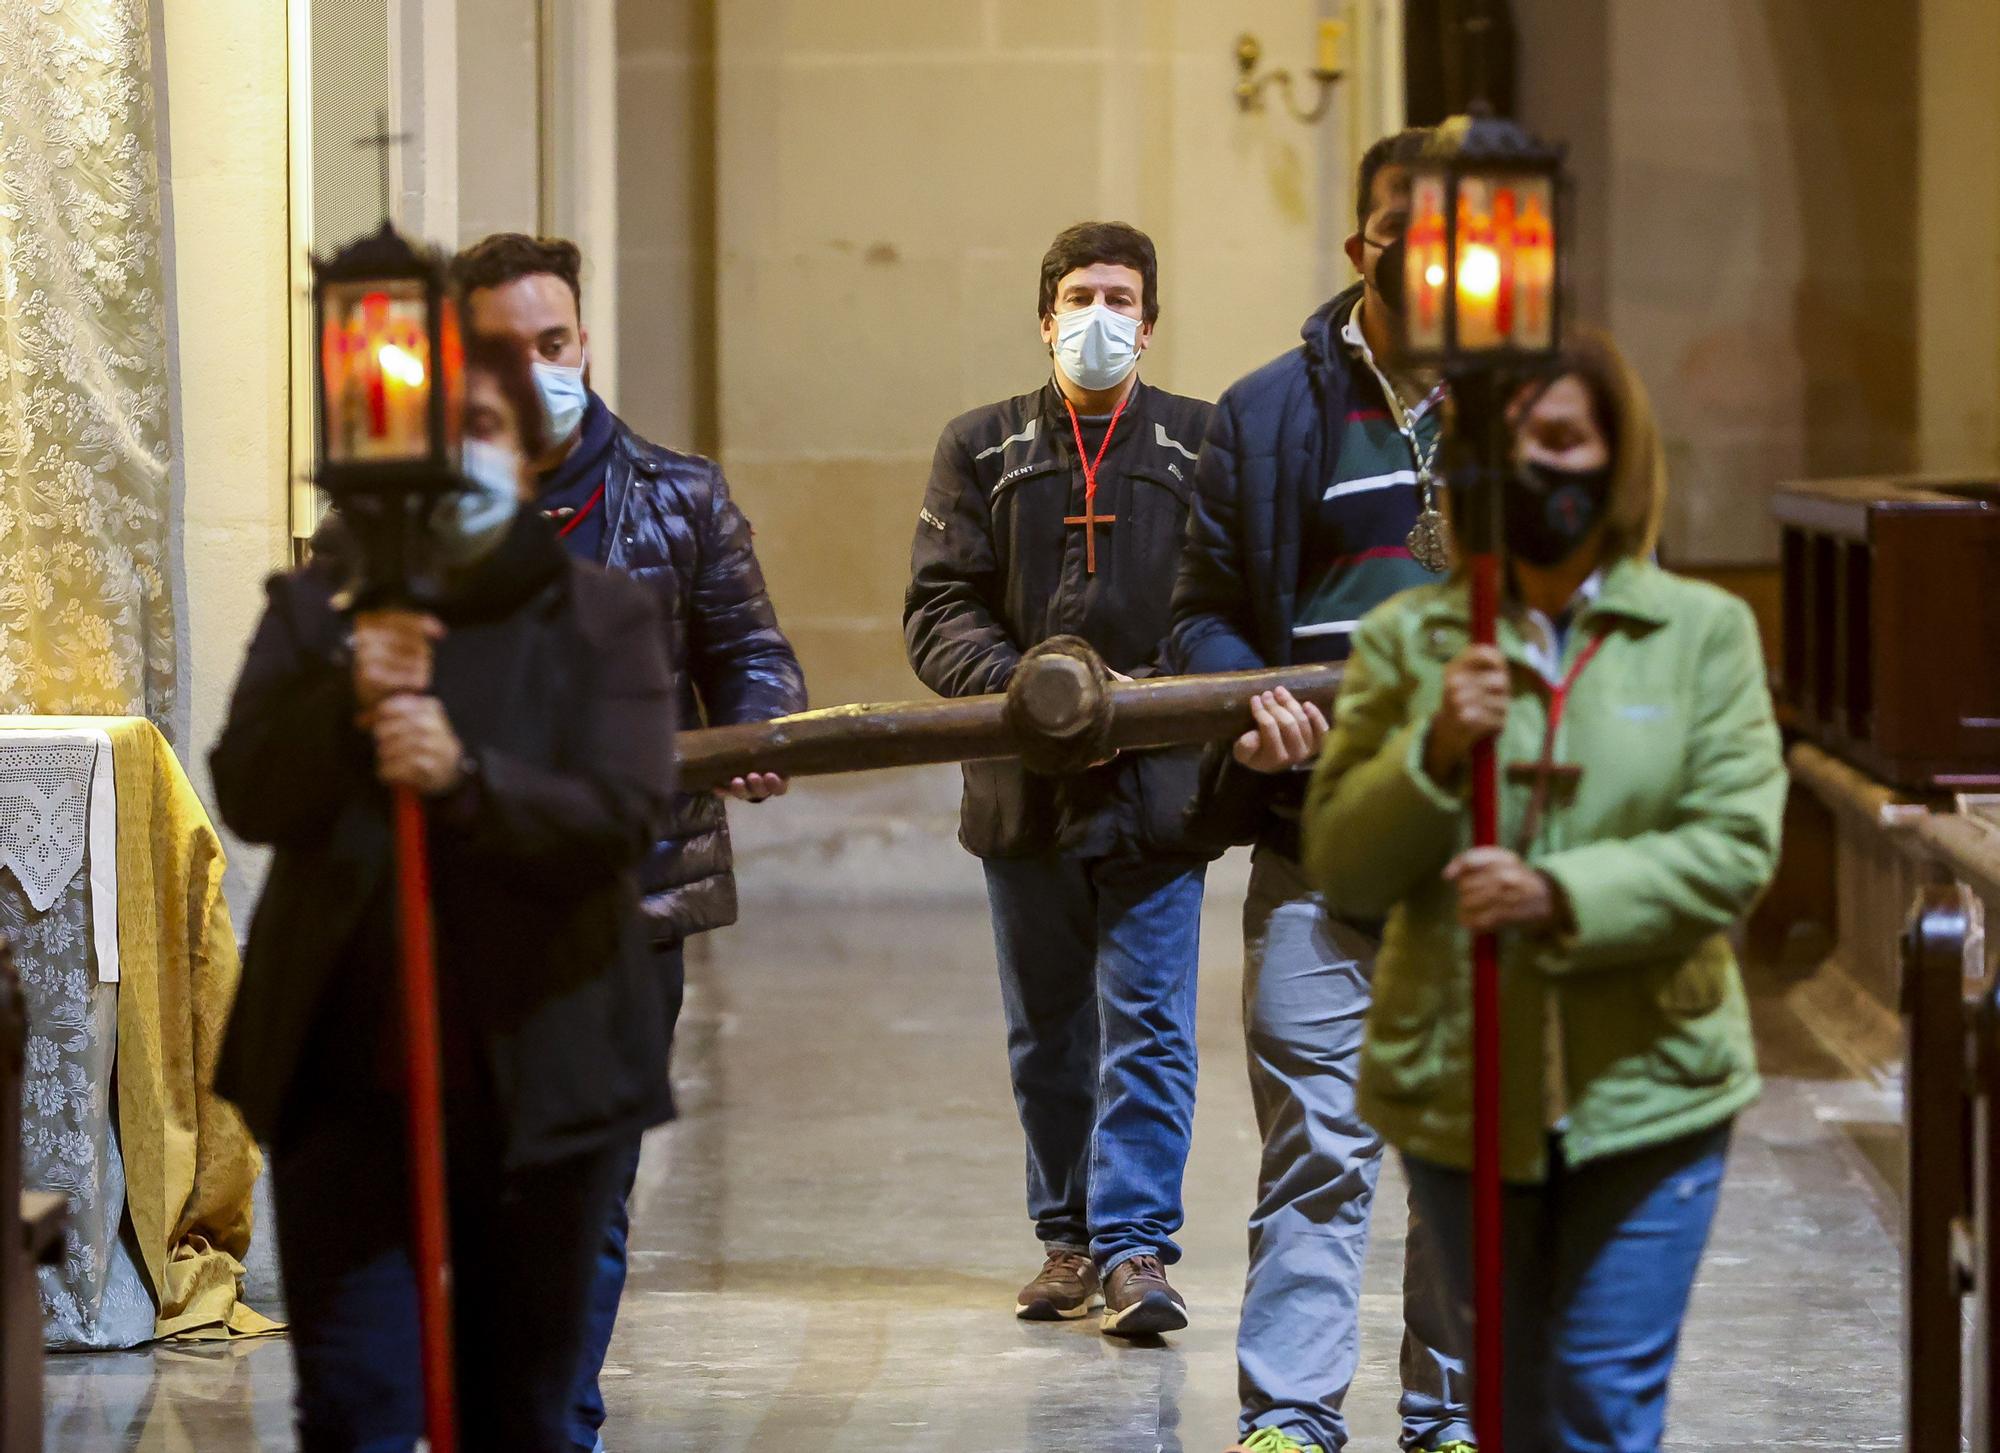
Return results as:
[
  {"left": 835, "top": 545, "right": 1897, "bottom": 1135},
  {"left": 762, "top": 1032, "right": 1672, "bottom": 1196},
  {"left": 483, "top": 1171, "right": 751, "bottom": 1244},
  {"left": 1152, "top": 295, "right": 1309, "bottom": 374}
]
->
[{"left": 1899, "top": 813, "right": 2000, "bottom": 1452}]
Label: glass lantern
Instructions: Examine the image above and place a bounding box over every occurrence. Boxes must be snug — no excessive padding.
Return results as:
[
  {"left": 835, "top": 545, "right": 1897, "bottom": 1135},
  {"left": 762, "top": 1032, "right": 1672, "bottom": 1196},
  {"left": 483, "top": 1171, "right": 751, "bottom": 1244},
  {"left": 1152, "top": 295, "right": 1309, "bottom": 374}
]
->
[
  {"left": 313, "top": 222, "right": 463, "bottom": 495},
  {"left": 1401, "top": 109, "right": 1565, "bottom": 369}
]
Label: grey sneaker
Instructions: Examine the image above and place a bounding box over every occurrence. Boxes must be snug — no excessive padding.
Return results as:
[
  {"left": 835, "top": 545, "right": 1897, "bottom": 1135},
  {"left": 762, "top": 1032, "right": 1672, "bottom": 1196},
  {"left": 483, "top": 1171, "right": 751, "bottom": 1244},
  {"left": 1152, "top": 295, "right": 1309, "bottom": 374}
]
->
[
  {"left": 1101, "top": 1254, "right": 1188, "bottom": 1337},
  {"left": 1016, "top": 1246, "right": 1100, "bottom": 1321}
]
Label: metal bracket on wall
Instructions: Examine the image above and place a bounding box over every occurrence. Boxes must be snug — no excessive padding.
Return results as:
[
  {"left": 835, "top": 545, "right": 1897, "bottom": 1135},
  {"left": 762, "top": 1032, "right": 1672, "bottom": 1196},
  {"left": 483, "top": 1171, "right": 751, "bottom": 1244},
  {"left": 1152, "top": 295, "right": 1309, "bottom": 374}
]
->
[{"left": 1234, "top": 28, "right": 1346, "bottom": 124}]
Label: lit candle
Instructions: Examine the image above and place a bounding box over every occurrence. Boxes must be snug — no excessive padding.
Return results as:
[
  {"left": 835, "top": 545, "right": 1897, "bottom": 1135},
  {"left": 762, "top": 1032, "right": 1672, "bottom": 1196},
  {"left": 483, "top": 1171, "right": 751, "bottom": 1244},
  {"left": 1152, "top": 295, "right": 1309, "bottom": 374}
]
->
[{"left": 1316, "top": 18, "right": 1344, "bottom": 75}]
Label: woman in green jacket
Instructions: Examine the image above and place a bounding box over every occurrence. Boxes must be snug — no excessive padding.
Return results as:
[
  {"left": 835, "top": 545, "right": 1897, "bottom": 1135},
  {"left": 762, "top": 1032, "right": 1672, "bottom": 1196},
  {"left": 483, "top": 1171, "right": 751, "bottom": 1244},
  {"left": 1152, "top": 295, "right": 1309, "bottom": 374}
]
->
[{"left": 1300, "top": 328, "right": 1786, "bottom": 1452}]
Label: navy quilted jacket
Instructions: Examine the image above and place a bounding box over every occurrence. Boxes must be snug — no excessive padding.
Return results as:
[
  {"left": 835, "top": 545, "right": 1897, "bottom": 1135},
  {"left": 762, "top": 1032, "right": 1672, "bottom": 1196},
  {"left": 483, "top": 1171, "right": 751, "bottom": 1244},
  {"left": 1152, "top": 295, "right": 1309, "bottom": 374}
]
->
[
  {"left": 1170, "top": 286, "right": 1361, "bottom": 852},
  {"left": 598, "top": 416, "right": 807, "bottom": 944}
]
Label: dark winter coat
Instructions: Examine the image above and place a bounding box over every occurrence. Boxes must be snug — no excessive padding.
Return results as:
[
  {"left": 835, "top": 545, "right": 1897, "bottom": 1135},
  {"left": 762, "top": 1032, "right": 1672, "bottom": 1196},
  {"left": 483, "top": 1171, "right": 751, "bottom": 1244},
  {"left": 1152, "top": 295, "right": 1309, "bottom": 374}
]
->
[
  {"left": 593, "top": 414, "right": 807, "bottom": 945},
  {"left": 1170, "top": 287, "right": 1362, "bottom": 856},
  {"left": 211, "top": 514, "right": 680, "bottom": 1168},
  {"left": 906, "top": 378, "right": 1216, "bottom": 861}
]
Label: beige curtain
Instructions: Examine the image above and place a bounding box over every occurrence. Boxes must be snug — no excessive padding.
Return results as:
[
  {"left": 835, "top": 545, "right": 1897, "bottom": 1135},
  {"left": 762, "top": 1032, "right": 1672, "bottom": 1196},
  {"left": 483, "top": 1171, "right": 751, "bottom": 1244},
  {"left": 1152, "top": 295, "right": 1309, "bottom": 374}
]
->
[{"left": 0, "top": 0, "right": 175, "bottom": 724}]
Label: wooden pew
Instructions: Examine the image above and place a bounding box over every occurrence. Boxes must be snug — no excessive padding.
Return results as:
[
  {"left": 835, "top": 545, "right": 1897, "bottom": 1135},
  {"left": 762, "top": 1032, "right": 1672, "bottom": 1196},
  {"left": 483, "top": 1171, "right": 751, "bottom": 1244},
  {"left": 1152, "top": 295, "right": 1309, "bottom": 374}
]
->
[{"left": 2, "top": 935, "right": 67, "bottom": 1453}]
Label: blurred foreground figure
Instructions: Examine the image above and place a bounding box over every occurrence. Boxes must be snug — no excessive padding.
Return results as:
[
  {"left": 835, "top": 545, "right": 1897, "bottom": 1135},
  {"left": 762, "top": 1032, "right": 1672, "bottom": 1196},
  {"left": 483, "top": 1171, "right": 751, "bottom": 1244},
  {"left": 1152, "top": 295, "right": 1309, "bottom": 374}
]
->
[
  {"left": 1303, "top": 328, "right": 1787, "bottom": 1451},
  {"left": 1172, "top": 128, "right": 1470, "bottom": 1453},
  {"left": 452, "top": 233, "right": 805, "bottom": 1452},
  {"left": 210, "top": 341, "right": 679, "bottom": 1452},
  {"left": 906, "top": 222, "right": 1216, "bottom": 1337}
]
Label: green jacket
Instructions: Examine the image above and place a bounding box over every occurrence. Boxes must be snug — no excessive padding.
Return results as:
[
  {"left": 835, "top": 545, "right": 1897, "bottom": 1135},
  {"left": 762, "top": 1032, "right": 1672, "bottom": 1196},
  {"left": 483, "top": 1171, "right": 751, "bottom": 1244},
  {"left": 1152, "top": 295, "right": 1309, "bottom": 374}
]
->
[{"left": 1301, "top": 558, "right": 1786, "bottom": 1182}]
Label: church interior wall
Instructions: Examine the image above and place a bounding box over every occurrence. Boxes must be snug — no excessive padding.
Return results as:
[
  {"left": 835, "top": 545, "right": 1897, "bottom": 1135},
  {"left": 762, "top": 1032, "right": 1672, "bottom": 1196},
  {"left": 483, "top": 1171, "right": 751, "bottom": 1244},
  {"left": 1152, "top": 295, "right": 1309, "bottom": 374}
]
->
[
  {"left": 157, "top": 0, "right": 293, "bottom": 914},
  {"left": 146, "top": 0, "right": 1992, "bottom": 915},
  {"left": 1916, "top": 0, "right": 2000, "bottom": 476},
  {"left": 684, "top": 0, "right": 1384, "bottom": 896},
  {"left": 1518, "top": 0, "right": 1922, "bottom": 571}
]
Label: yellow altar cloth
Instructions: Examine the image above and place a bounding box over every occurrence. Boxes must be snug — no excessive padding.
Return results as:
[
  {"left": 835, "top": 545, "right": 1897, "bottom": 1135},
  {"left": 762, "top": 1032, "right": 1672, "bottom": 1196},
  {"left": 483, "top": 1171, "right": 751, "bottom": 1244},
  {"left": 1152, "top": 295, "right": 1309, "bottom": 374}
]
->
[{"left": 4, "top": 717, "right": 277, "bottom": 1340}]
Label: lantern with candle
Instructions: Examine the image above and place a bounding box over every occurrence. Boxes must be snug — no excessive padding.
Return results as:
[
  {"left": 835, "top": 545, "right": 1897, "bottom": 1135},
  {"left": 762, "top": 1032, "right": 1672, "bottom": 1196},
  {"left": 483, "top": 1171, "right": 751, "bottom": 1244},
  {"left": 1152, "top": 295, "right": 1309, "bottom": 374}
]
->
[
  {"left": 1393, "top": 101, "right": 1570, "bottom": 1453},
  {"left": 312, "top": 221, "right": 464, "bottom": 605},
  {"left": 1400, "top": 107, "right": 1564, "bottom": 370}
]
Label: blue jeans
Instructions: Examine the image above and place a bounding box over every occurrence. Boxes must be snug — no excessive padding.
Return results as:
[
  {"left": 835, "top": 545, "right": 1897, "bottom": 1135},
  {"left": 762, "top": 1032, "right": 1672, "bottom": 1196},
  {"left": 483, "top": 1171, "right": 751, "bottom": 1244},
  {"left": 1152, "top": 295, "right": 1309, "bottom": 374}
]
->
[
  {"left": 982, "top": 852, "right": 1205, "bottom": 1273},
  {"left": 570, "top": 946, "right": 684, "bottom": 1451},
  {"left": 1404, "top": 1123, "right": 1733, "bottom": 1452},
  {"left": 1236, "top": 847, "right": 1469, "bottom": 1453},
  {"left": 272, "top": 1098, "right": 632, "bottom": 1453}
]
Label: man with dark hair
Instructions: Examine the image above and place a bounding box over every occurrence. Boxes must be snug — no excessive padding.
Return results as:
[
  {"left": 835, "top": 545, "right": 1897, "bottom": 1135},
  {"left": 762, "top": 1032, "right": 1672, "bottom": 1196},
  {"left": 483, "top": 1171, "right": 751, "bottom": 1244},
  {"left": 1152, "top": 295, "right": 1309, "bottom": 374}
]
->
[
  {"left": 906, "top": 220, "right": 1214, "bottom": 1338},
  {"left": 454, "top": 231, "right": 806, "bottom": 1453},
  {"left": 1172, "top": 134, "right": 1473, "bottom": 1453}
]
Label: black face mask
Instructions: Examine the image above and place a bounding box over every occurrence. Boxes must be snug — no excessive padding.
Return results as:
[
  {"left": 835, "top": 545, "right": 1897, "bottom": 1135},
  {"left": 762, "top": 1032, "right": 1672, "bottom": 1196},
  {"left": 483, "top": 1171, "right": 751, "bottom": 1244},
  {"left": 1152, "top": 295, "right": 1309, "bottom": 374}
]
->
[
  {"left": 1504, "top": 459, "right": 1613, "bottom": 567},
  {"left": 1367, "top": 235, "right": 1407, "bottom": 316}
]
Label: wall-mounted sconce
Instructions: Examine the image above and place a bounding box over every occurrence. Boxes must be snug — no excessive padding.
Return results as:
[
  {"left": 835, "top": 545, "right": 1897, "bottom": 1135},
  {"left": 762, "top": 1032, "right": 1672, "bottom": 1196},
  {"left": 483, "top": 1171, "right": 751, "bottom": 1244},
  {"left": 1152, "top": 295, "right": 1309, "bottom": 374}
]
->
[{"left": 1234, "top": 21, "right": 1346, "bottom": 123}]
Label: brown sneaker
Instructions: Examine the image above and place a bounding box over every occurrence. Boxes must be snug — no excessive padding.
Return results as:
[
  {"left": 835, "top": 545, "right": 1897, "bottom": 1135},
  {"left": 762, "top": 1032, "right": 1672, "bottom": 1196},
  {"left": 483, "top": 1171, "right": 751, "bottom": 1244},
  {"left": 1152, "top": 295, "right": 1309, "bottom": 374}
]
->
[
  {"left": 1015, "top": 1246, "right": 1100, "bottom": 1321},
  {"left": 1101, "top": 1253, "right": 1188, "bottom": 1338}
]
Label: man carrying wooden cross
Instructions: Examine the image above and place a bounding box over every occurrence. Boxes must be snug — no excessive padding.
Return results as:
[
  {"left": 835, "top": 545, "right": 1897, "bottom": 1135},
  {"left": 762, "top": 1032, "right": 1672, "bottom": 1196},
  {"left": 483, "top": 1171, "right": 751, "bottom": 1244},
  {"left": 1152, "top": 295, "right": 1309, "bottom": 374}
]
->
[{"left": 905, "top": 221, "right": 1216, "bottom": 1338}]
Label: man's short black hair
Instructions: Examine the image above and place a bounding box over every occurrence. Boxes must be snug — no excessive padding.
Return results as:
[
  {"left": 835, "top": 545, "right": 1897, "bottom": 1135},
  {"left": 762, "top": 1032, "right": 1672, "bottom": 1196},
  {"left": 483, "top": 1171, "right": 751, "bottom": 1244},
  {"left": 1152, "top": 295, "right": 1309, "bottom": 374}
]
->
[
  {"left": 1038, "top": 221, "right": 1159, "bottom": 325},
  {"left": 1355, "top": 127, "right": 1435, "bottom": 232},
  {"left": 452, "top": 232, "right": 584, "bottom": 314}
]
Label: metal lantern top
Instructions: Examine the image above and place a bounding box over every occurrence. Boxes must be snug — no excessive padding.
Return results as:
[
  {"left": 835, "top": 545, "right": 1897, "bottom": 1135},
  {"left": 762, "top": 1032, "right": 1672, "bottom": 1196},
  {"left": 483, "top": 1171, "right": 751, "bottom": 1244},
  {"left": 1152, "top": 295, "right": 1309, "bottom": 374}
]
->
[
  {"left": 313, "top": 221, "right": 464, "bottom": 496},
  {"left": 1401, "top": 107, "right": 1565, "bottom": 369}
]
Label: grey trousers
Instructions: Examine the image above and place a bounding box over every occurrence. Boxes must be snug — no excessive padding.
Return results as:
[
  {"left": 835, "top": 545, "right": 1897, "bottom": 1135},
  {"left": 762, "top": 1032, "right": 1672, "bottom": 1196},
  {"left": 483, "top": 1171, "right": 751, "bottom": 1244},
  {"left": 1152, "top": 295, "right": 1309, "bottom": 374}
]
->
[{"left": 1236, "top": 847, "right": 1472, "bottom": 1452}]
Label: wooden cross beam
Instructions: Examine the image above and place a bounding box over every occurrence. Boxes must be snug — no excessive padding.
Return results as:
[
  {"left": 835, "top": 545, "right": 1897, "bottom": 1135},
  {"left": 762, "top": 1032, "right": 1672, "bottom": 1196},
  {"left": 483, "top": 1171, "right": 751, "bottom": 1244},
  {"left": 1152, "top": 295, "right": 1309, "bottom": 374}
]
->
[{"left": 673, "top": 643, "right": 1344, "bottom": 794}]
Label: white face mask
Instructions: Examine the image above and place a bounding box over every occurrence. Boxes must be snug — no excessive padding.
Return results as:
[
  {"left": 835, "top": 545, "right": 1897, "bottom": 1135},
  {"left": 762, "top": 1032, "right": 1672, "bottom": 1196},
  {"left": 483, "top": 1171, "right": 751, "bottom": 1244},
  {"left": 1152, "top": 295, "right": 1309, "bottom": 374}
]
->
[
  {"left": 434, "top": 437, "right": 522, "bottom": 566},
  {"left": 1051, "top": 304, "right": 1142, "bottom": 393},
  {"left": 531, "top": 350, "right": 589, "bottom": 445}
]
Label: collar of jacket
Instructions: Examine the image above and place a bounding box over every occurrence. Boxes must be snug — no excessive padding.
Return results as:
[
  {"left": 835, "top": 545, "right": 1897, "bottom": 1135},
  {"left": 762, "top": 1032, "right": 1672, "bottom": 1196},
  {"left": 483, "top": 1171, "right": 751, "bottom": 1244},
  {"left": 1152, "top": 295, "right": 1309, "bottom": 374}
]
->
[
  {"left": 1301, "top": 282, "right": 1367, "bottom": 378},
  {"left": 1411, "top": 555, "right": 1674, "bottom": 663},
  {"left": 599, "top": 413, "right": 669, "bottom": 562},
  {"left": 1037, "top": 376, "right": 1151, "bottom": 460},
  {"left": 435, "top": 508, "right": 571, "bottom": 625}
]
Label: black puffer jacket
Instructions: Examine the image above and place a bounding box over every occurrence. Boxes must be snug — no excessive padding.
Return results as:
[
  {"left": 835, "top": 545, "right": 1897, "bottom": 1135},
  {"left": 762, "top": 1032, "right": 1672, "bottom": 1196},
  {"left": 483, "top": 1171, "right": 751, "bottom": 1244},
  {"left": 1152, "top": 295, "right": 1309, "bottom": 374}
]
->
[
  {"left": 906, "top": 379, "right": 1216, "bottom": 861},
  {"left": 597, "top": 416, "right": 807, "bottom": 944}
]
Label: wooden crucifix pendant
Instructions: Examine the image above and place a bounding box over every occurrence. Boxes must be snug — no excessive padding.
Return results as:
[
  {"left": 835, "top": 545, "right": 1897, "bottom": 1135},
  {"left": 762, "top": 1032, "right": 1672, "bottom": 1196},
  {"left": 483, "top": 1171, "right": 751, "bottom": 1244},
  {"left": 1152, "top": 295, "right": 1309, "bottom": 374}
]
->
[
  {"left": 1064, "top": 499, "right": 1117, "bottom": 574},
  {"left": 1507, "top": 755, "right": 1583, "bottom": 851}
]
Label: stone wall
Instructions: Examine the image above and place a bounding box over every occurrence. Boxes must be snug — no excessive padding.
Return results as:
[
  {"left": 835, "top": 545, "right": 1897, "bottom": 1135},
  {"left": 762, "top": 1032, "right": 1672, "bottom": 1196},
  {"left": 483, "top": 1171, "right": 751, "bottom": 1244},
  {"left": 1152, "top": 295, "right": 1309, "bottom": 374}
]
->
[
  {"left": 158, "top": 0, "right": 293, "bottom": 911},
  {"left": 674, "top": 0, "right": 1387, "bottom": 888},
  {"left": 1517, "top": 0, "right": 1923, "bottom": 566}
]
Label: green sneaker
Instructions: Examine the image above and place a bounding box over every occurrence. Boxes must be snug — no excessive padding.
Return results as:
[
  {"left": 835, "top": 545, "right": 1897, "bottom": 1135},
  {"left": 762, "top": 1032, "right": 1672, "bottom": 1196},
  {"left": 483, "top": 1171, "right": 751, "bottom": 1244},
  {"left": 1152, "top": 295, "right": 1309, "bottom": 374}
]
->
[
  {"left": 1233, "top": 1429, "right": 1325, "bottom": 1453},
  {"left": 1414, "top": 1444, "right": 1478, "bottom": 1453}
]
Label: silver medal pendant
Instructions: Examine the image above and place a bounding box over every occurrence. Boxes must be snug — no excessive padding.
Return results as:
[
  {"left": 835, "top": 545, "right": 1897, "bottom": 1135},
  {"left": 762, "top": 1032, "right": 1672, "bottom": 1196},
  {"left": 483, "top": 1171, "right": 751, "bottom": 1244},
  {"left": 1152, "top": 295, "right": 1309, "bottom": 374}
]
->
[{"left": 1406, "top": 484, "right": 1452, "bottom": 573}]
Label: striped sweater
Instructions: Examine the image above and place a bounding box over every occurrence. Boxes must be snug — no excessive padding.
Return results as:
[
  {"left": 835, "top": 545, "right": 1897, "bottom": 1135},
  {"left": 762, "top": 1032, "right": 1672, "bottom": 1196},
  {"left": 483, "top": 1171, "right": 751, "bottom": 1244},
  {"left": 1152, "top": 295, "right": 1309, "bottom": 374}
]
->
[{"left": 1291, "top": 301, "right": 1447, "bottom": 664}]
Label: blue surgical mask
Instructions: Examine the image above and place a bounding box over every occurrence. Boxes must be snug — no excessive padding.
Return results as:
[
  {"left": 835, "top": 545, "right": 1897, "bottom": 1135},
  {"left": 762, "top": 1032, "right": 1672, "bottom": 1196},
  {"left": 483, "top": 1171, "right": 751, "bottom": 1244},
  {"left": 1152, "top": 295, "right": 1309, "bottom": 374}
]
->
[
  {"left": 434, "top": 437, "right": 522, "bottom": 566},
  {"left": 1051, "top": 304, "right": 1141, "bottom": 392},
  {"left": 532, "top": 351, "right": 589, "bottom": 445}
]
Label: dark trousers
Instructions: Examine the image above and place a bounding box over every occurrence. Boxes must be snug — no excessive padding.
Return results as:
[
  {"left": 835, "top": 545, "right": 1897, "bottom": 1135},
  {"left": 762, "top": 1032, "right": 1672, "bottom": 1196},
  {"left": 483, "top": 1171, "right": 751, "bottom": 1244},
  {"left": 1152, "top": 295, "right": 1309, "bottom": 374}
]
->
[
  {"left": 1404, "top": 1122, "right": 1733, "bottom": 1453},
  {"left": 569, "top": 944, "right": 685, "bottom": 1450},
  {"left": 272, "top": 1097, "right": 634, "bottom": 1453}
]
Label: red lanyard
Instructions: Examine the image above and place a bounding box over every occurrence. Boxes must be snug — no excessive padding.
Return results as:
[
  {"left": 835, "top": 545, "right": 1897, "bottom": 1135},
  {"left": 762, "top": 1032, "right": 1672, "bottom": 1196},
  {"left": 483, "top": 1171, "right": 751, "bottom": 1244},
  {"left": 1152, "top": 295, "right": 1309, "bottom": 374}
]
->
[
  {"left": 550, "top": 482, "right": 606, "bottom": 539},
  {"left": 1543, "top": 630, "right": 1609, "bottom": 745},
  {"left": 1510, "top": 628, "right": 1610, "bottom": 851},
  {"left": 1064, "top": 391, "right": 1130, "bottom": 514}
]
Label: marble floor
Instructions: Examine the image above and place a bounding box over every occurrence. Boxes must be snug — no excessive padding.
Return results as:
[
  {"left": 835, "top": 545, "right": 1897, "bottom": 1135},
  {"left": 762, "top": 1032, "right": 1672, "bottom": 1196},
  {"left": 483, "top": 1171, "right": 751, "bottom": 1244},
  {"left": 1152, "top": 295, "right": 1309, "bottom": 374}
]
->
[{"left": 43, "top": 868, "right": 1904, "bottom": 1450}]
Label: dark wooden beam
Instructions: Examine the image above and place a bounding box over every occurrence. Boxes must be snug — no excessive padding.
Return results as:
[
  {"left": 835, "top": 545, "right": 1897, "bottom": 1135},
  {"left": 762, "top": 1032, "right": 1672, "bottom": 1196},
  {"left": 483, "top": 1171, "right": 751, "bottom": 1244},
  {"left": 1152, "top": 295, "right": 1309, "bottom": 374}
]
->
[{"left": 675, "top": 656, "right": 1345, "bottom": 795}]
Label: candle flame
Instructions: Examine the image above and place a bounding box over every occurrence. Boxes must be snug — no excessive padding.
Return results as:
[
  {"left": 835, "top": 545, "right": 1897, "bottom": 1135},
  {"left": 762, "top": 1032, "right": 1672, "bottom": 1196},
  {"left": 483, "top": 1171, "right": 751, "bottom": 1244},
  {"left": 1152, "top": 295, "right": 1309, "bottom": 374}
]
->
[
  {"left": 1458, "top": 245, "right": 1501, "bottom": 301},
  {"left": 377, "top": 342, "right": 426, "bottom": 387},
  {"left": 1425, "top": 262, "right": 1447, "bottom": 288}
]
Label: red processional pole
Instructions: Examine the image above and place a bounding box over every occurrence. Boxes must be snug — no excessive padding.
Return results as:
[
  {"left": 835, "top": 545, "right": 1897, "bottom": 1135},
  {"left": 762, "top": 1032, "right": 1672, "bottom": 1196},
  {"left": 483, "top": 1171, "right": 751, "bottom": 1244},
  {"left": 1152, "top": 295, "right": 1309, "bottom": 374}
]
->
[
  {"left": 392, "top": 787, "right": 458, "bottom": 1453},
  {"left": 1404, "top": 77, "right": 1565, "bottom": 1444},
  {"left": 1468, "top": 495, "right": 1506, "bottom": 1452},
  {"left": 1451, "top": 368, "right": 1508, "bottom": 1452},
  {"left": 313, "top": 172, "right": 468, "bottom": 1451}
]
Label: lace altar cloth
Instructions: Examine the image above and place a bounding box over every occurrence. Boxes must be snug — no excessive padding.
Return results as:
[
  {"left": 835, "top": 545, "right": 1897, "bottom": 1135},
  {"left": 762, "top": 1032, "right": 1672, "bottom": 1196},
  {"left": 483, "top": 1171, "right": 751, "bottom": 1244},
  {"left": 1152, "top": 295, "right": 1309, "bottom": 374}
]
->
[{"left": 0, "top": 730, "right": 152, "bottom": 1348}]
